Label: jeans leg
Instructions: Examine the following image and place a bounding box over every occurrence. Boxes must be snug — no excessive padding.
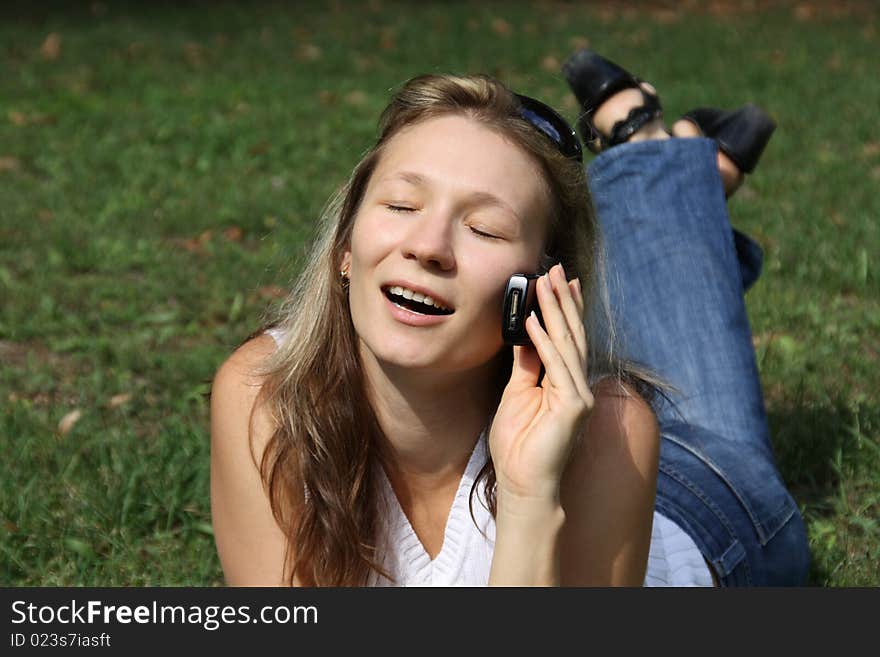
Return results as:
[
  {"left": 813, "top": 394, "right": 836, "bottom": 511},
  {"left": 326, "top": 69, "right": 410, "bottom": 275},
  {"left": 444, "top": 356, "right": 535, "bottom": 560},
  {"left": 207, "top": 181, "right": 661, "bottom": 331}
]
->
[
  {"left": 587, "top": 138, "right": 810, "bottom": 585},
  {"left": 588, "top": 137, "right": 772, "bottom": 458}
]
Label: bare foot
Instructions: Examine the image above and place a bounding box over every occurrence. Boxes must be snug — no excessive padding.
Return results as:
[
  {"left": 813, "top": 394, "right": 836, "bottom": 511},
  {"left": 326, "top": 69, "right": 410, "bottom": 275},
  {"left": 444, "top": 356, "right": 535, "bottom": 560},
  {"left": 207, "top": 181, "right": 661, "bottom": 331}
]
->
[
  {"left": 672, "top": 118, "right": 744, "bottom": 197},
  {"left": 592, "top": 82, "right": 669, "bottom": 144}
]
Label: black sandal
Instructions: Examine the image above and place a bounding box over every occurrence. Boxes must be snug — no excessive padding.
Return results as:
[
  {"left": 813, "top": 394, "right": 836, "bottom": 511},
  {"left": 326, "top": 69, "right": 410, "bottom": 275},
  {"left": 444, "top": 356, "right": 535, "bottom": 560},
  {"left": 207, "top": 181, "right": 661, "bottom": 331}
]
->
[
  {"left": 679, "top": 105, "right": 776, "bottom": 174},
  {"left": 561, "top": 49, "right": 664, "bottom": 153}
]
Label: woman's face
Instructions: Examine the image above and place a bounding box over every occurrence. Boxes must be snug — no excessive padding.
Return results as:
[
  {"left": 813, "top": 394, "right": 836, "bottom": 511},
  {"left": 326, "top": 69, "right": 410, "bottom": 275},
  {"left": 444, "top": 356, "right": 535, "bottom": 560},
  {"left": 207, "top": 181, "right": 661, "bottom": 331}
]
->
[{"left": 343, "top": 114, "right": 551, "bottom": 376}]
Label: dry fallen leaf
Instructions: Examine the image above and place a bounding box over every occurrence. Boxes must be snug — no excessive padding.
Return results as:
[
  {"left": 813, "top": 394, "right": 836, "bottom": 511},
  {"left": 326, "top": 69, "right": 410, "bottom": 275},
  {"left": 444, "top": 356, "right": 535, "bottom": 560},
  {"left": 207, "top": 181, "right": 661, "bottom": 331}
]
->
[
  {"left": 541, "top": 55, "right": 560, "bottom": 73},
  {"left": 345, "top": 90, "right": 368, "bottom": 106},
  {"left": 257, "top": 285, "right": 287, "bottom": 300},
  {"left": 379, "top": 29, "right": 396, "bottom": 51},
  {"left": 223, "top": 226, "right": 243, "bottom": 242},
  {"left": 183, "top": 42, "right": 204, "bottom": 66},
  {"left": 40, "top": 33, "right": 61, "bottom": 60},
  {"left": 0, "top": 156, "right": 21, "bottom": 172},
  {"left": 298, "top": 44, "right": 322, "bottom": 61},
  {"left": 58, "top": 409, "right": 82, "bottom": 436},
  {"left": 8, "top": 111, "right": 27, "bottom": 126},
  {"left": 109, "top": 393, "right": 132, "bottom": 408},
  {"left": 862, "top": 142, "right": 880, "bottom": 158},
  {"left": 318, "top": 89, "right": 338, "bottom": 105},
  {"left": 491, "top": 18, "right": 512, "bottom": 36},
  {"left": 794, "top": 3, "right": 815, "bottom": 21}
]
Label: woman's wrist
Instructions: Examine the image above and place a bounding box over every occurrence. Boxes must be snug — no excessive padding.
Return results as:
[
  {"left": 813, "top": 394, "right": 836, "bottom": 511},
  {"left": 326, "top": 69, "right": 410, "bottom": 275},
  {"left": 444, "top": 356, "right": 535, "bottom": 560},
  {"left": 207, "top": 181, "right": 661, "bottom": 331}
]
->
[{"left": 489, "top": 494, "right": 566, "bottom": 586}]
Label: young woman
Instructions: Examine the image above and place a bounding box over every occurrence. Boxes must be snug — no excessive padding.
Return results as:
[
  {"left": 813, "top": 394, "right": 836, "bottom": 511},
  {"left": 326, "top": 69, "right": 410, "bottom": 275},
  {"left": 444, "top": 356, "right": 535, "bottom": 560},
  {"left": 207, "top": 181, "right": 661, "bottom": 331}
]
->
[{"left": 210, "top": 51, "right": 810, "bottom": 586}]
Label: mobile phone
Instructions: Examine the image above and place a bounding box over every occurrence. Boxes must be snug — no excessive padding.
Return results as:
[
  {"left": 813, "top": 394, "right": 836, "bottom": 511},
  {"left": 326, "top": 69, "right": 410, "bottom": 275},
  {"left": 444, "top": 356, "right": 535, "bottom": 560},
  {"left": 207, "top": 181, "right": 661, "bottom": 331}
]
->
[{"left": 502, "top": 273, "right": 544, "bottom": 346}]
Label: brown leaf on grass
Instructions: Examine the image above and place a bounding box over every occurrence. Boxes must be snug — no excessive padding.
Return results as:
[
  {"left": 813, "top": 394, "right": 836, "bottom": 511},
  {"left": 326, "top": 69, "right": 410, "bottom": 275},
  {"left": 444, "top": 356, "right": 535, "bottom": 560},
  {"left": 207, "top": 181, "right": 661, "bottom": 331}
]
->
[
  {"left": 794, "top": 3, "right": 815, "bottom": 21},
  {"left": 4, "top": 521, "right": 18, "bottom": 533},
  {"left": 541, "top": 55, "right": 560, "bottom": 73},
  {"left": 8, "top": 111, "right": 56, "bottom": 126},
  {"left": 826, "top": 54, "right": 841, "bottom": 71},
  {"left": 223, "top": 226, "right": 243, "bottom": 242},
  {"left": 831, "top": 211, "right": 846, "bottom": 227},
  {"left": 491, "top": 18, "right": 512, "bottom": 36},
  {"left": 180, "top": 230, "right": 213, "bottom": 253},
  {"left": 40, "top": 33, "right": 61, "bottom": 60},
  {"left": 345, "top": 90, "right": 368, "bottom": 106},
  {"left": 318, "top": 89, "right": 338, "bottom": 105},
  {"left": 568, "top": 36, "right": 590, "bottom": 51},
  {"left": 248, "top": 141, "right": 270, "bottom": 156},
  {"left": 298, "top": 44, "right": 322, "bottom": 61},
  {"left": 650, "top": 9, "right": 681, "bottom": 24},
  {"left": 0, "top": 156, "right": 21, "bottom": 172},
  {"left": 862, "top": 142, "right": 880, "bottom": 158},
  {"left": 184, "top": 42, "right": 204, "bottom": 66},
  {"left": 58, "top": 409, "right": 82, "bottom": 436},
  {"left": 257, "top": 285, "right": 287, "bottom": 300},
  {"left": 379, "top": 29, "right": 396, "bottom": 51},
  {"left": 108, "top": 393, "right": 132, "bottom": 408}
]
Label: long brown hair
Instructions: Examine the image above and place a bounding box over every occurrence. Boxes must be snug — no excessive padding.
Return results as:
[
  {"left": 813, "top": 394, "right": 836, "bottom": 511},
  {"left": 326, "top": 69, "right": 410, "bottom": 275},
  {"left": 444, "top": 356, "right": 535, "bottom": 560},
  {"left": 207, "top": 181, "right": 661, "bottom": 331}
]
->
[{"left": 250, "top": 74, "right": 665, "bottom": 586}]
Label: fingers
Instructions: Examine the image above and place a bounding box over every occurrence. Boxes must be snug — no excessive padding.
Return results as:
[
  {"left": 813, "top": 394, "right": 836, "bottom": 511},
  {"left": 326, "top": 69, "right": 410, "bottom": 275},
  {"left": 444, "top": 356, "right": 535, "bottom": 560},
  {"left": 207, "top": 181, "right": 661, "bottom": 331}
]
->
[
  {"left": 507, "top": 343, "right": 542, "bottom": 391},
  {"left": 534, "top": 264, "right": 591, "bottom": 404}
]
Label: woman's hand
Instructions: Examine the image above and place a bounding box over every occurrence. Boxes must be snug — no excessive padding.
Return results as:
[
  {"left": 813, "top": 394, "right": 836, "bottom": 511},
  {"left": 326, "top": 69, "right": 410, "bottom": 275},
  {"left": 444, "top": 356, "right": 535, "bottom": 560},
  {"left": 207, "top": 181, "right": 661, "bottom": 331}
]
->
[{"left": 488, "top": 263, "right": 594, "bottom": 503}]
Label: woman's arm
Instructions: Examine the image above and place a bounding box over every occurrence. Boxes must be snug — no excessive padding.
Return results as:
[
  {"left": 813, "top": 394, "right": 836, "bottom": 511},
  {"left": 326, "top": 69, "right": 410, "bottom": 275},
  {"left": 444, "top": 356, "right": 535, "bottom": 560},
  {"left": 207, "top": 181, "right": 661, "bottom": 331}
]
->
[
  {"left": 489, "top": 380, "right": 659, "bottom": 587},
  {"left": 210, "top": 334, "right": 292, "bottom": 586},
  {"left": 559, "top": 379, "right": 660, "bottom": 586}
]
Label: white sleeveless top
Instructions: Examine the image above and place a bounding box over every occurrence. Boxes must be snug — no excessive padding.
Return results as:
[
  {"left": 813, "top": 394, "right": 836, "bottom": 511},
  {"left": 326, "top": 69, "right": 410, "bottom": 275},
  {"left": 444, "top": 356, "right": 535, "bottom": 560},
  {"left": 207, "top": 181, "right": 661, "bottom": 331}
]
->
[{"left": 265, "top": 328, "right": 713, "bottom": 587}]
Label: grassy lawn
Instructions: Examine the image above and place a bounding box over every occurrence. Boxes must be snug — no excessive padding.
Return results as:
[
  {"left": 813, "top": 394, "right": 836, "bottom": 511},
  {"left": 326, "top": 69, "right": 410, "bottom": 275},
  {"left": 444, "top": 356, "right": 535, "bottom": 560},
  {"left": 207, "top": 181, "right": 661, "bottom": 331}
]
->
[{"left": 1, "top": 0, "right": 877, "bottom": 586}]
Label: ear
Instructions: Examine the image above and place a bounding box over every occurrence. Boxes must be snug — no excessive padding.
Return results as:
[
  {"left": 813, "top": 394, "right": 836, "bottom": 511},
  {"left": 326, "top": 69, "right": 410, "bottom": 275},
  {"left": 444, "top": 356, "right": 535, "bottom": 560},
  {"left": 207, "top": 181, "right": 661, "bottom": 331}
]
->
[{"left": 340, "top": 250, "right": 352, "bottom": 274}]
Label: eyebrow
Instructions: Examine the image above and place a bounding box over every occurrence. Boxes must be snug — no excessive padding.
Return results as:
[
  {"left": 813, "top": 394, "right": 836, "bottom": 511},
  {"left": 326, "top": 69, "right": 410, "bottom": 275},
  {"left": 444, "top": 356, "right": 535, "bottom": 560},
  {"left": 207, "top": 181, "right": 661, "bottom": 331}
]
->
[{"left": 380, "top": 171, "right": 524, "bottom": 225}]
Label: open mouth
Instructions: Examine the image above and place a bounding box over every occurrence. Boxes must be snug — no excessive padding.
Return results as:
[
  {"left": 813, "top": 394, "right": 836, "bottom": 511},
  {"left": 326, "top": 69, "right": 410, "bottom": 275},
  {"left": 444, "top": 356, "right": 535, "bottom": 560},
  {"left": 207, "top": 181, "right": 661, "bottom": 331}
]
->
[{"left": 382, "top": 286, "right": 454, "bottom": 316}]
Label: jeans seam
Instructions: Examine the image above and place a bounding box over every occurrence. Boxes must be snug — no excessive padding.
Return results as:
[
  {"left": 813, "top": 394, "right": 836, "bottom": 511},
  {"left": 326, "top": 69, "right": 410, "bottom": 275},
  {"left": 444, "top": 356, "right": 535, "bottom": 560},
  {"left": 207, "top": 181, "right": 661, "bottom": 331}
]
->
[
  {"left": 657, "top": 462, "right": 751, "bottom": 583},
  {"left": 662, "top": 431, "right": 795, "bottom": 545}
]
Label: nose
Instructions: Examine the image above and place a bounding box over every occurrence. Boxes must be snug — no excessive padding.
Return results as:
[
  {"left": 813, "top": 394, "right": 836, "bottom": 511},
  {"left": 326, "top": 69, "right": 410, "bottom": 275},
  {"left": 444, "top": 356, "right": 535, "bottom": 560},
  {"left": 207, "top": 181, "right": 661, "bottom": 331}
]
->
[{"left": 401, "top": 207, "right": 456, "bottom": 272}]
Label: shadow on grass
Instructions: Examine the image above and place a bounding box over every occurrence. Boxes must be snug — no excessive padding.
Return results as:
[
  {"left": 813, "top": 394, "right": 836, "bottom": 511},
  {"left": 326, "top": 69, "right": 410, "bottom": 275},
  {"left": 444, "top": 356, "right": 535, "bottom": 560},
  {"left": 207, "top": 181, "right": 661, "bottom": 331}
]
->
[{"left": 769, "top": 392, "right": 879, "bottom": 586}]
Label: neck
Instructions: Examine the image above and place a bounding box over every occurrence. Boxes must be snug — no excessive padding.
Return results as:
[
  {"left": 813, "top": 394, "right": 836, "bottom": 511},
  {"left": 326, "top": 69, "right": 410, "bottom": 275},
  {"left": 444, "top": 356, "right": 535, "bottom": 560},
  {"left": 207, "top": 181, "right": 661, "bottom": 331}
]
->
[{"left": 359, "top": 344, "right": 503, "bottom": 482}]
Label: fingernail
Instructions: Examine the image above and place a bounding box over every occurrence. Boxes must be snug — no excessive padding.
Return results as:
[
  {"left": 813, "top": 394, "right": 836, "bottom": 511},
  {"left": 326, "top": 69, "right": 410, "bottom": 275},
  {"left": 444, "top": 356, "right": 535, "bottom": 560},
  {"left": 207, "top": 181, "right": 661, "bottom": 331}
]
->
[{"left": 558, "top": 262, "right": 566, "bottom": 279}]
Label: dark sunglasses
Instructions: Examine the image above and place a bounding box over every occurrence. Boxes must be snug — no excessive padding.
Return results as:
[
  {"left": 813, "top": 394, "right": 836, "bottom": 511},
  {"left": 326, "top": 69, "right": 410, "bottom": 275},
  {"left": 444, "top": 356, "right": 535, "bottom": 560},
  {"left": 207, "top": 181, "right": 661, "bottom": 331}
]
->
[{"left": 514, "top": 93, "right": 583, "bottom": 164}]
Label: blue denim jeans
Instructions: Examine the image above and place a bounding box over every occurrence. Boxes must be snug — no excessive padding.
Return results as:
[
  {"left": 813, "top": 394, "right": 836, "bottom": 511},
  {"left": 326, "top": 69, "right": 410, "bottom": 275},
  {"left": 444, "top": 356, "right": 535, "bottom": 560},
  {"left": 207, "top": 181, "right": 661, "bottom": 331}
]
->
[{"left": 587, "top": 138, "right": 810, "bottom": 586}]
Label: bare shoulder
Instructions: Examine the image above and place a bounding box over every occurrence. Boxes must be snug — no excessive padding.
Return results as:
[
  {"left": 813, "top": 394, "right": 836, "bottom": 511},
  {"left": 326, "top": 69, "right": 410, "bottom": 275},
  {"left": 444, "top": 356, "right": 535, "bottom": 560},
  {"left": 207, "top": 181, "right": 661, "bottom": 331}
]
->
[
  {"left": 585, "top": 377, "right": 660, "bottom": 457},
  {"left": 212, "top": 333, "right": 277, "bottom": 405},
  {"left": 210, "top": 333, "right": 290, "bottom": 586},
  {"left": 559, "top": 377, "right": 660, "bottom": 585}
]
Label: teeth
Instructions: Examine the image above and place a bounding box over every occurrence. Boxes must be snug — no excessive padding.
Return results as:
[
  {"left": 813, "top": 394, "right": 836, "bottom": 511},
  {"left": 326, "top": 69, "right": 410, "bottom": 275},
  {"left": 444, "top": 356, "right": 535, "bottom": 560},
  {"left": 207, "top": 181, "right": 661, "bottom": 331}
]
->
[{"left": 386, "top": 285, "right": 451, "bottom": 311}]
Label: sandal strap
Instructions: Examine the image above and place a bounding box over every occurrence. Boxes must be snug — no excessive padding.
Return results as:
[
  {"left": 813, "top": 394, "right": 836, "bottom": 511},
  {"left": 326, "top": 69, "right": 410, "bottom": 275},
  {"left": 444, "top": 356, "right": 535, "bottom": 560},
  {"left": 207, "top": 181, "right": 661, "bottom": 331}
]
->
[{"left": 607, "top": 89, "right": 663, "bottom": 147}]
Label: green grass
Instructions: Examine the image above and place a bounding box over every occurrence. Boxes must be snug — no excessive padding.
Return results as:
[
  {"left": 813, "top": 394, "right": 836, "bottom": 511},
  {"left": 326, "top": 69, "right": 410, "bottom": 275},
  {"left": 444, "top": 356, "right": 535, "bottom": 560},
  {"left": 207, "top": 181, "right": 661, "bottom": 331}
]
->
[{"left": 1, "top": 0, "right": 877, "bottom": 586}]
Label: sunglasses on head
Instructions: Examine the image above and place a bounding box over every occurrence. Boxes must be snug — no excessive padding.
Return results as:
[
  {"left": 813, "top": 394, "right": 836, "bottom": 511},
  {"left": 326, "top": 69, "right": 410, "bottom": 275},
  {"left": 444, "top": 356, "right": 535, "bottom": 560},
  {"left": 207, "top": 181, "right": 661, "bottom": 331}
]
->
[{"left": 514, "top": 93, "right": 583, "bottom": 164}]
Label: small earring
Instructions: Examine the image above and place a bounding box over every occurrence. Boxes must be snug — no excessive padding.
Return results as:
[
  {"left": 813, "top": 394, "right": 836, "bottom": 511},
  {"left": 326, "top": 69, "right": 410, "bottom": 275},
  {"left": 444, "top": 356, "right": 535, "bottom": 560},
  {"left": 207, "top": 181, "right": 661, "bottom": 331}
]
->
[{"left": 340, "top": 266, "right": 350, "bottom": 290}]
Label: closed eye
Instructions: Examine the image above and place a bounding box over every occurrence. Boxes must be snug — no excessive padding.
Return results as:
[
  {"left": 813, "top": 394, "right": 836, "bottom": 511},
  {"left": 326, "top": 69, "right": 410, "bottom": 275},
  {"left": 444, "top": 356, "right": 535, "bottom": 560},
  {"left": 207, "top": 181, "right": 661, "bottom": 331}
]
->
[
  {"left": 385, "top": 204, "right": 416, "bottom": 213},
  {"left": 470, "top": 226, "right": 501, "bottom": 240}
]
